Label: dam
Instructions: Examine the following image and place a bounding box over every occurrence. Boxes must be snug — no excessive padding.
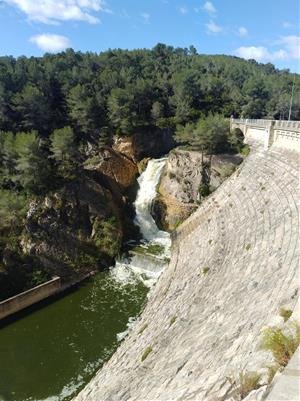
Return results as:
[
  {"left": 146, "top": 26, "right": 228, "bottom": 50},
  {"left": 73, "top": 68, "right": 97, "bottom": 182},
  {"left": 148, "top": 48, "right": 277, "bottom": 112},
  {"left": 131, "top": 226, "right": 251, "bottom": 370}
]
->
[{"left": 74, "top": 123, "right": 300, "bottom": 401}]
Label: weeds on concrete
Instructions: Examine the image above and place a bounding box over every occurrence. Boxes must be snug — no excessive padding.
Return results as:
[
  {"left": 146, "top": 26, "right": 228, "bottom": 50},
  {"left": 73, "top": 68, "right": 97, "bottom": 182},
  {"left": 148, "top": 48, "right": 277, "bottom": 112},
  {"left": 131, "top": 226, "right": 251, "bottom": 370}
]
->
[
  {"left": 228, "top": 370, "right": 261, "bottom": 400},
  {"left": 279, "top": 307, "right": 293, "bottom": 322},
  {"left": 138, "top": 323, "right": 148, "bottom": 334},
  {"left": 141, "top": 346, "right": 153, "bottom": 362},
  {"left": 260, "top": 323, "right": 300, "bottom": 367}
]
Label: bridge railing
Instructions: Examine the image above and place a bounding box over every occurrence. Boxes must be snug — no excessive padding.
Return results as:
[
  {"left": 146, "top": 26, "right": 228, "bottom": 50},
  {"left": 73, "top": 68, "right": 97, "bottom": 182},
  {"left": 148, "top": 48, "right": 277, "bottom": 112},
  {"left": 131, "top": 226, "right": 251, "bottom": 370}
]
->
[{"left": 231, "top": 118, "right": 300, "bottom": 131}]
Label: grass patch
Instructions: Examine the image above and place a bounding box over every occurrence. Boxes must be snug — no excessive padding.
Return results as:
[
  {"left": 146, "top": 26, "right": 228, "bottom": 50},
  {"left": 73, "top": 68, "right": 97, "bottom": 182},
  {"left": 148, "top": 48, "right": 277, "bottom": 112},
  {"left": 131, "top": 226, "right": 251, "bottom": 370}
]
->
[
  {"left": 174, "top": 220, "right": 183, "bottom": 229},
  {"left": 138, "top": 323, "right": 148, "bottom": 334},
  {"left": 228, "top": 371, "right": 261, "bottom": 400},
  {"left": 131, "top": 243, "right": 164, "bottom": 256},
  {"left": 260, "top": 323, "right": 300, "bottom": 367},
  {"left": 141, "top": 346, "right": 153, "bottom": 362},
  {"left": 279, "top": 307, "right": 293, "bottom": 322},
  {"left": 203, "top": 266, "right": 210, "bottom": 274},
  {"left": 240, "top": 144, "right": 250, "bottom": 157}
]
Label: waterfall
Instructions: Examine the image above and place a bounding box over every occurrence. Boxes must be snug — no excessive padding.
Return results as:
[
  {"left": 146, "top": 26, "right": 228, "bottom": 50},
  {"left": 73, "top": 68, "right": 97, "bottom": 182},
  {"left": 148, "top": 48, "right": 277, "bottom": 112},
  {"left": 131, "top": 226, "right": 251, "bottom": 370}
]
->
[{"left": 110, "top": 158, "right": 171, "bottom": 287}]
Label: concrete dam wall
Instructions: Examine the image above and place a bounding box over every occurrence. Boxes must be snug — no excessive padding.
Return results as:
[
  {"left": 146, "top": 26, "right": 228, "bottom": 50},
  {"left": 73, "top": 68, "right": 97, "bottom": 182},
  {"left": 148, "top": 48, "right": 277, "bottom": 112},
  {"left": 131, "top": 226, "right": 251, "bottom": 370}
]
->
[{"left": 74, "top": 138, "right": 300, "bottom": 401}]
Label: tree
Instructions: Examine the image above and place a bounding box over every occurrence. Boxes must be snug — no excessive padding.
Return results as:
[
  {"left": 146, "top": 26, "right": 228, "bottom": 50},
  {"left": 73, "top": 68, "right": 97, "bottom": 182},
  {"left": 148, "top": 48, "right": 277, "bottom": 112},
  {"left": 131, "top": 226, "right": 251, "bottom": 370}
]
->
[
  {"left": 12, "top": 84, "right": 50, "bottom": 135},
  {"left": 107, "top": 88, "right": 137, "bottom": 134},
  {"left": 50, "top": 126, "right": 79, "bottom": 179},
  {"left": 176, "top": 114, "right": 229, "bottom": 157},
  {"left": 14, "top": 132, "right": 52, "bottom": 194}
]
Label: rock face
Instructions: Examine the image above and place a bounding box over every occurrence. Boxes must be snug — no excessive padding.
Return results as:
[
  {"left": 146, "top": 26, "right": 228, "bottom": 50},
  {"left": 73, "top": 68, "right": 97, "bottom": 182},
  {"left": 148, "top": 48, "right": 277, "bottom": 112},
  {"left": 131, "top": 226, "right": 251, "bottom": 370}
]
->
[
  {"left": 73, "top": 140, "right": 300, "bottom": 401},
  {"left": 113, "top": 127, "right": 175, "bottom": 162},
  {"left": 22, "top": 173, "right": 124, "bottom": 282},
  {"left": 153, "top": 149, "right": 242, "bottom": 230},
  {"left": 84, "top": 147, "right": 138, "bottom": 193}
]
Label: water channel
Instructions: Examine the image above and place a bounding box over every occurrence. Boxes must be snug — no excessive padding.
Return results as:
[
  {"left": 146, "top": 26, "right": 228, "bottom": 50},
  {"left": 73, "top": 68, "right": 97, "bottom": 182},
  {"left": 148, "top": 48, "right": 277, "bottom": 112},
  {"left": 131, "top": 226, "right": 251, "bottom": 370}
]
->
[{"left": 0, "top": 158, "right": 170, "bottom": 401}]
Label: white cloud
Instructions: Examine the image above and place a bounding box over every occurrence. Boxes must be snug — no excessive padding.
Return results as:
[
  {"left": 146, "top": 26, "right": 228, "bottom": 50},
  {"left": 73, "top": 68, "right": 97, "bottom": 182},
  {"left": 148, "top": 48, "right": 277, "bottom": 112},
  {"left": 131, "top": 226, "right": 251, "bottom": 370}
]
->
[
  {"left": 206, "top": 20, "right": 222, "bottom": 34},
  {"left": 235, "top": 36, "right": 300, "bottom": 62},
  {"left": 235, "top": 46, "right": 287, "bottom": 61},
  {"left": 276, "top": 35, "right": 300, "bottom": 59},
  {"left": 141, "top": 12, "right": 150, "bottom": 24},
  {"left": 238, "top": 26, "right": 248, "bottom": 37},
  {"left": 4, "top": 0, "right": 104, "bottom": 24},
  {"left": 202, "top": 1, "right": 216, "bottom": 15},
  {"left": 179, "top": 6, "right": 188, "bottom": 15},
  {"left": 30, "top": 33, "right": 70, "bottom": 52}
]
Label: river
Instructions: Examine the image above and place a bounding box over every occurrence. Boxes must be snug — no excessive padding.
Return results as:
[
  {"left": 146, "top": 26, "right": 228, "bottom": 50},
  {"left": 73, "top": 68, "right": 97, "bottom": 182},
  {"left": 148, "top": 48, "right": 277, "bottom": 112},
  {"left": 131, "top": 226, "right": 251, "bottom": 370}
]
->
[{"left": 0, "top": 158, "right": 170, "bottom": 401}]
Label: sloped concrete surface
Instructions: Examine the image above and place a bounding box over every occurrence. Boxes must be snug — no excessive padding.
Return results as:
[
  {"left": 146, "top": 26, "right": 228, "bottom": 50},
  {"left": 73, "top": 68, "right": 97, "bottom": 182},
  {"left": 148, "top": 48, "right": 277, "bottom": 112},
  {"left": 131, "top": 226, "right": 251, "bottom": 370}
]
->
[
  {"left": 265, "top": 348, "right": 300, "bottom": 401},
  {"left": 74, "top": 141, "right": 300, "bottom": 401}
]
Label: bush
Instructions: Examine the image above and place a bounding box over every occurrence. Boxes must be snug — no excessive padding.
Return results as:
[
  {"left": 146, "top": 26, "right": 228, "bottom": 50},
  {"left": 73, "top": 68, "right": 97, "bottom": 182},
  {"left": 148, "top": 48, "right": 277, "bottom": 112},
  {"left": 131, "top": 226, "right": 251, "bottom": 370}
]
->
[
  {"left": 260, "top": 323, "right": 300, "bottom": 366},
  {"left": 228, "top": 371, "right": 261, "bottom": 401},
  {"left": 141, "top": 346, "right": 153, "bottom": 362},
  {"left": 198, "top": 183, "right": 210, "bottom": 197},
  {"left": 279, "top": 307, "right": 293, "bottom": 322}
]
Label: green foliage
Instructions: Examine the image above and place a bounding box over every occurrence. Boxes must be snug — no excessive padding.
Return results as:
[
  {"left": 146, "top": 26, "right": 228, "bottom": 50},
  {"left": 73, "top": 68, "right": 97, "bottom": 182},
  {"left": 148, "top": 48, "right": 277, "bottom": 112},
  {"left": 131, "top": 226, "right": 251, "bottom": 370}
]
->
[
  {"left": 202, "top": 267, "right": 210, "bottom": 274},
  {"left": 279, "top": 307, "right": 293, "bottom": 322},
  {"left": 245, "top": 244, "right": 251, "bottom": 251},
  {"left": 138, "top": 323, "right": 148, "bottom": 334},
  {"left": 228, "top": 371, "right": 261, "bottom": 401},
  {"left": 0, "top": 189, "right": 28, "bottom": 227},
  {"left": 92, "top": 216, "right": 122, "bottom": 258},
  {"left": 141, "top": 346, "right": 153, "bottom": 362},
  {"left": 170, "top": 315, "right": 177, "bottom": 326},
  {"left": 50, "top": 126, "right": 79, "bottom": 179},
  {"left": 260, "top": 324, "right": 300, "bottom": 366},
  {"left": 240, "top": 144, "right": 250, "bottom": 157},
  {"left": 176, "top": 114, "right": 230, "bottom": 154},
  {"left": 198, "top": 183, "right": 210, "bottom": 197}
]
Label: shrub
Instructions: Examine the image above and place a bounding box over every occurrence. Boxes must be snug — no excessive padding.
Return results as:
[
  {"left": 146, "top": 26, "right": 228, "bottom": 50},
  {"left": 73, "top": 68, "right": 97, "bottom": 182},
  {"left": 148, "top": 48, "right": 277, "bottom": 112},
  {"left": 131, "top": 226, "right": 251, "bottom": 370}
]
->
[
  {"left": 170, "top": 315, "right": 177, "bottom": 326},
  {"left": 260, "top": 323, "right": 300, "bottom": 366},
  {"left": 228, "top": 371, "right": 261, "bottom": 401},
  {"left": 198, "top": 183, "right": 210, "bottom": 197},
  {"left": 203, "top": 266, "right": 210, "bottom": 274},
  {"left": 240, "top": 144, "right": 250, "bottom": 157},
  {"left": 141, "top": 346, "right": 153, "bottom": 362},
  {"left": 220, "top": 164, "right": 236, "bottom": 178},
  {"left": 245, "top": 244, "right": 251, "bottom": 251},
  {"left": 279, "top": 307, "right": 293, "bottom": 322},
  {"left": 138, "top": 323, "right": 148, "bottom": 334}
]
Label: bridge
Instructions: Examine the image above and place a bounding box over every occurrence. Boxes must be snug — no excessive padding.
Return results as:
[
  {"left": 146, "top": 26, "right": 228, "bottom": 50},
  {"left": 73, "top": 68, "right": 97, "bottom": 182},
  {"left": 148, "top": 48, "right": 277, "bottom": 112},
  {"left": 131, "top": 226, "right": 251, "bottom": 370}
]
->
[{"left": 231, "top": 118, "right": 300, "bottom": 151}]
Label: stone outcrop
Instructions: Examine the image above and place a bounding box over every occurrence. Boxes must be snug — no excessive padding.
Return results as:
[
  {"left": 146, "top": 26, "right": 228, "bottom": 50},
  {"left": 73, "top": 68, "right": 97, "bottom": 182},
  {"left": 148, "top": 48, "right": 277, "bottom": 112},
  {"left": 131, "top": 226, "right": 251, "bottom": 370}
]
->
[
  {"left": 84, "top": 147, "right": 138, "bottom": 193},
  {"left": 73, "top": 139, "right": 300, "bottom": 401},
  {"left": 22, "top": 173, "right": 124, "bottom": 282},
  {"left": 113, "top": 127, "right": 175, "bottom": 162},
  {"left": 153, "top": 150, "right": 242, "bottom": 230}
]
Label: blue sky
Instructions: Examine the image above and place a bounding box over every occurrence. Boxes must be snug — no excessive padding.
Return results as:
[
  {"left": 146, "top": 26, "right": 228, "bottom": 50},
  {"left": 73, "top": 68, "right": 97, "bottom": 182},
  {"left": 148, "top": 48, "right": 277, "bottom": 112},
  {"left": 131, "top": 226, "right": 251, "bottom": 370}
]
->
[{"left": 0, "top": 0, "right": 299, "bottom": 72}]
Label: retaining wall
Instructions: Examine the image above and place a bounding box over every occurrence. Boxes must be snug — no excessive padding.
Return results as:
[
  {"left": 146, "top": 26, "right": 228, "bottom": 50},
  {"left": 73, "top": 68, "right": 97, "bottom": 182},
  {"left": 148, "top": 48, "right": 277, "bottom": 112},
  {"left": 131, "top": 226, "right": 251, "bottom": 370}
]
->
[{"left": 0, "top": 276, "right": 61, "bottom": 320}]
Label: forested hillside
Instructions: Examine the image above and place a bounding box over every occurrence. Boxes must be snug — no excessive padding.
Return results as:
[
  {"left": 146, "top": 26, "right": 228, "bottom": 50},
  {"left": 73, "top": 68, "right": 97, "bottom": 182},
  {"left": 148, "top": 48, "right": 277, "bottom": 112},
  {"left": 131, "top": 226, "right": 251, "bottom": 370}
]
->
[
  {"left": 1, "top": 44, "right": 299, "bottom": 139},
  {"left": 0, "top": 44, "right": 299, "bottom": 300}
]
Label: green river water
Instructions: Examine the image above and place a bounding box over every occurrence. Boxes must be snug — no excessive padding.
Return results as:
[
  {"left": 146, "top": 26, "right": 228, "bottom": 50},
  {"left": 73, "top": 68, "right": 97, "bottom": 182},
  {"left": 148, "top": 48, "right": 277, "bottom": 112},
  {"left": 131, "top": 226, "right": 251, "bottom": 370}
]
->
[{"left": 0, "top": 272, "right": 148, "bottom": 401}]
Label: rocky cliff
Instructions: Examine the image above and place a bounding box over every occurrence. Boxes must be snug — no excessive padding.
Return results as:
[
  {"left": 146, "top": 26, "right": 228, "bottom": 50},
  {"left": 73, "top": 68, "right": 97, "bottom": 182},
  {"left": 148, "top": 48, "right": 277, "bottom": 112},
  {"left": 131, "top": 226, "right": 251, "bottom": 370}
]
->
[{"left": 152, "top": 149, "right": 243, "bottom": 230}]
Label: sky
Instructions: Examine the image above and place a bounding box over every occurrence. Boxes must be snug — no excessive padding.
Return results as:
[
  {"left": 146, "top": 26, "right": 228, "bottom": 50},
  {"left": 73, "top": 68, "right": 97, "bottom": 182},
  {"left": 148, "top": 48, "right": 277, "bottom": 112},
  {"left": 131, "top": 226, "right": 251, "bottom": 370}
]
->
[{"left": 0, "top": 0, "right": 299, "bottom": 72}]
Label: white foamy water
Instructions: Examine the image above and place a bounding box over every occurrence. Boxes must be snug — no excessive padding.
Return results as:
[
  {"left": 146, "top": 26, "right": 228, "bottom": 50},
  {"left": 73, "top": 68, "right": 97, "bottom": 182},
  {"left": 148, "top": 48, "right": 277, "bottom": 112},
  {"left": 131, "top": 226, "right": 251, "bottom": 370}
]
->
[{"left": 110, "top": 158, "right": 171, "bottom": 288}]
